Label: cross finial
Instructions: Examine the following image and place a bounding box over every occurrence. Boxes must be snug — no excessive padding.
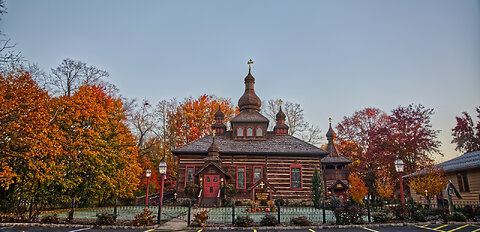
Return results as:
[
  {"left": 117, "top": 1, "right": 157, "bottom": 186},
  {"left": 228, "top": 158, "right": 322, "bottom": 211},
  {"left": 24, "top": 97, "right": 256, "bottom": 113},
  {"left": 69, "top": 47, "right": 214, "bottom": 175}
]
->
[
  {"left": 248, "top": 59, "right": 253, "bottom": 71},
  {"left": 329, "top": 117, "right": 332, "bottom": 124},
  {"left": 279, "top": 99, "right": 283, "bottom": 105},
  {"left": 213, "top": 130, "right": 216, "bottom": 137}
]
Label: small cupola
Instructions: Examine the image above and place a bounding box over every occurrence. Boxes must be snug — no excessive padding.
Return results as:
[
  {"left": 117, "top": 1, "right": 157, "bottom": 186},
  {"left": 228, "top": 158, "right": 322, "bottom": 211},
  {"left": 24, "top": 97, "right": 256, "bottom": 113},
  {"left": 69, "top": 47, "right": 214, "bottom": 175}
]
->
[
  {"left": 211, "top": 105, "right": 227, "bottom": 134},
  {"left": 274, "top": 102, "right": 289, "bottom": 134},
  {"left": 205, "top": 131, "right": 221, "bottom": 162}
]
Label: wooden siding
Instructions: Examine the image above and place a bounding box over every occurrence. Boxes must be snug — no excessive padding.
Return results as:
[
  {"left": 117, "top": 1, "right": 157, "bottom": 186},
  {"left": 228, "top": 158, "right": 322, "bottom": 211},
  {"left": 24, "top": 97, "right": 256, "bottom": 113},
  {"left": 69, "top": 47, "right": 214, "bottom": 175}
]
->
[{"left": 176, "top": 153, "right": 323, "bottom": 201}]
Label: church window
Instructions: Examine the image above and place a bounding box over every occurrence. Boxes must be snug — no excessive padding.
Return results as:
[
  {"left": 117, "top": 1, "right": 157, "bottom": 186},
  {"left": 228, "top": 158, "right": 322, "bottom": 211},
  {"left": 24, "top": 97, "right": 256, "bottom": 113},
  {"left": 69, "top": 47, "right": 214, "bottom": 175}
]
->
[
  {"left": 237, "top": 166, "right": 246, "bottom": 189},
  {"left": 253, "top": 166, "right": 263, "bottom": 185},
  {"left": 457, "top": 171, "right": 470, "bottom": 192},
  {"left": 256, "top": 127, "right": 263, "bottom": 137},
  {"left": 185, "top": 165, "right": 195, "bottom": 187},
  {"left": 290, "top": 164, "right": 302, "bottom": 190},
  {"left": 237, "top": 127, "right": 244, "bottom": 137},
  {"left": 246, "top": 127, "right": 253, "bottom": 137}
]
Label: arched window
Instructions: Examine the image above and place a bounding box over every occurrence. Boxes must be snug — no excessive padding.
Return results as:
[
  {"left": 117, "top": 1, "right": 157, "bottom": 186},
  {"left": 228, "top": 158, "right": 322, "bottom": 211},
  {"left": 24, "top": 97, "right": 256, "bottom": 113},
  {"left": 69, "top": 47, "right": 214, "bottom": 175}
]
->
[
  {"left": 246, "top": 127, "right": 253, "bottom": 137},
  {"left": 256, "top": 127, "right": 263, "bottom": 137},
  {"left": 237, "top": 127, "right": 244, "bottom": 137}
]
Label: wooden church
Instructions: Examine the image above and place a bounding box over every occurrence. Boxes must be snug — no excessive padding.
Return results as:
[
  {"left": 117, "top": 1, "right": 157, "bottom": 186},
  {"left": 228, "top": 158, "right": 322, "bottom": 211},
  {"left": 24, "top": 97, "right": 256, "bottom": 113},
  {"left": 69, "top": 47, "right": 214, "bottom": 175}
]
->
[{"left": 172, "top": 62, "right": 351, "bottom": 205}]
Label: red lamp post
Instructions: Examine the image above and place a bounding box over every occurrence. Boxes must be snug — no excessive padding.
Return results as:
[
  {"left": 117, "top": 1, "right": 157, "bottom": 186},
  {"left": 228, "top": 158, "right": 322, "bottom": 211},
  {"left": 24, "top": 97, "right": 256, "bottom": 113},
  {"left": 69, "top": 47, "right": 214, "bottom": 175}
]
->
[
  {"left": 158, "top": 159, "right": 167, "bottom": 225},
  {"left": 395, "top": 157, "right": 405, "bottom": 209},
  {"left": 145, "top": 168, "right": 151, "bottom": 206}
]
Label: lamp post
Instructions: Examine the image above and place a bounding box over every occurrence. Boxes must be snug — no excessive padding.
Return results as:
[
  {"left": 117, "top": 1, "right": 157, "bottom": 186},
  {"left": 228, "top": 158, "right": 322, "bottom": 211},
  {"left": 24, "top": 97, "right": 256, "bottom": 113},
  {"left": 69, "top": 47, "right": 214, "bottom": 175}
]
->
[
  {"left": 395, "top": 157, "right": 405, "bottom": 209},
  {"left": 145, "top": 168, "right": 151, "bottom": 206},
  {"left": 158, "top": 159, "right": 167, "bottom": 225}
]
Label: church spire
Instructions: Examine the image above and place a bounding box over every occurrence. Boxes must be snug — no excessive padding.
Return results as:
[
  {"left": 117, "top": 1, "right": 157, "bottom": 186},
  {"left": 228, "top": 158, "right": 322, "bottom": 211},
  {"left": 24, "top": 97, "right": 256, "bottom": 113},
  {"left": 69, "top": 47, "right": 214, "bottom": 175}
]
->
[
  {"left": 325, "top": 118, "right": 339, "bottom": 157},
  {"left": 238, "top": 59, "right": 262, "bottom": 112}
]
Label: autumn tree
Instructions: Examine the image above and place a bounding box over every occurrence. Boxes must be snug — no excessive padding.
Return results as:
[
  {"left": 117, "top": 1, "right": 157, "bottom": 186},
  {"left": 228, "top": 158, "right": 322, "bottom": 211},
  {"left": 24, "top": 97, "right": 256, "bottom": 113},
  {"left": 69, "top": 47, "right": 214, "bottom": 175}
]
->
[
  {"left": 349, "top": 173, "right": 368, "bottom": 204},
  {"left": 52, "top": 84, "right": 141, "bottom": 206},
  {"left": 0, "top": 70, "right": 59, "bottom": 212},
  {"left": 387, "top": 104, "right": 441, "bottom": 174},
  {"left": 451, "top": 106, "right": 480, "bottom": 153},
  {"left": 375, "top": 169, "right": 394, "bottom": 200},
  {"left": 408, "top": 166, "right": 447, "bottom": 205}
]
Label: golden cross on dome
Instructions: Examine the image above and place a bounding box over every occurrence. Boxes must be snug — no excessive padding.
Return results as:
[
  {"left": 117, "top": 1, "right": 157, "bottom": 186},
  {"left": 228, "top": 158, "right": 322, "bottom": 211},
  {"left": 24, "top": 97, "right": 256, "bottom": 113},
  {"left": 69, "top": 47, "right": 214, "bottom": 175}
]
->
[
  {"left": 248, "top": 59, "right": 254, "bottom": 71},
  {"left": 213, "top": 130, "right": 216, "bottom": 137},
  {"left": 329, "top": 117, "right": 332, "bottom": 123},
  {"left": 279, "top": 99, "right": 283, "bottom": 105}
]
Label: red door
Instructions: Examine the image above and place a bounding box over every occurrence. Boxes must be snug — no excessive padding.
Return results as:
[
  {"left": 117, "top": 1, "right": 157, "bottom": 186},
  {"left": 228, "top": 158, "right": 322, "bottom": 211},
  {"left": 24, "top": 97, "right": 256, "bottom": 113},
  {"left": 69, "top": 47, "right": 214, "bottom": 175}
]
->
[{"left": 203, "top": 175, "right": 220, "bottom": 197}]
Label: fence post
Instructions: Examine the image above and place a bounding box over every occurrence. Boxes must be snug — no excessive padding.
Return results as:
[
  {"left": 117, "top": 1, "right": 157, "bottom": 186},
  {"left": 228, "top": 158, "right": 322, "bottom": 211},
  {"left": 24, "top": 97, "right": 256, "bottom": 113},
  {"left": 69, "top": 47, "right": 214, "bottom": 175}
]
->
[
  {"left": 366, "top": 197, "right": 371, "bottom": 223},
  {"left": 29, "top": 198, "right": 34, "bottom": 219},
  {"left": 277, "top": 202, "right": 281, "bottom": 224},
  {"left": 232, "top": 201, "right": 235, "bottom": 225},
  {"left": 322, "top": 199, "right": 326, "bottom": 224},
  {"left": 411, "top": 198, "right": 415, "bottom": 217},
  {"left": 114, "top": 198, "right": 118, "bottom": 216},
  {"left": 187, "top": 199, "right": 191, "bottom": 226}
]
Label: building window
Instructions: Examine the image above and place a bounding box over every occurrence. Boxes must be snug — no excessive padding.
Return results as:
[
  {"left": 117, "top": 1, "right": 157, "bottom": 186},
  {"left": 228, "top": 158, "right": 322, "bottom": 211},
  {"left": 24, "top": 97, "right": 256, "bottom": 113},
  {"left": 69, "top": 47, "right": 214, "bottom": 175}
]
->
[
  {"left": 290, "top": 164, "right": 302, "bottom": 190},
  {"left": 237, "top": 127, "right": 244, "bottom": 137},
  {"left": 237, "top": 166, "right": 246, "bottom": 189},
  {"left": 185, "top": 165, "right": 195, "bottom": 187},
  {"left": 457, "top": 171, "right": 470, "bottom": 192},
  {"left": 246, "top": 127, "right": 253, "bottom": 137},
  {"left": 256, "top": 127, "right": 263, "bottom": 137},
  {"left": 253, "top": 166, "right": 263, "bottom": 185}
]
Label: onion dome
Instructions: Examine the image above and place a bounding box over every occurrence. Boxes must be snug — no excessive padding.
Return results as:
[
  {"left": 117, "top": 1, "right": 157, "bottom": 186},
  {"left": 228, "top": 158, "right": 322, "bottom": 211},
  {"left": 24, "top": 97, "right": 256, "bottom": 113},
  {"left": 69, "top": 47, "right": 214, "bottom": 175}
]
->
[
  {"left": 326, "top": 118, "right": 336, "bottom": 141},
  {"left": 276, "top": 106, "right": 286, "bottom": 121},
  {"left": 238, "top": 70, "right": 261, "bottom": 112},
  {"left": 212, "top": 105, "right": 227, "bottom": 133},
  {"left": 274, "top": 106, "right": 289, "bottom": 134}
]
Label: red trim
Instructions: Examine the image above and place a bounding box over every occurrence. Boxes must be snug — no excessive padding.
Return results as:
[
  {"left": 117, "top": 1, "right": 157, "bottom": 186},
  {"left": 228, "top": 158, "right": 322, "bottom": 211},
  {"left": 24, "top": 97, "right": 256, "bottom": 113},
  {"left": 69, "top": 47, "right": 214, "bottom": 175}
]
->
[
  {"left": 236, "top": 126, "right": 244, "bottom": 137},
  {"left": 255, "top": 126, "right": 263, "bottom": 137},
  {"left": 253, "top": 166, "right": 263, "bottom": 184},
  {"left": 236, "top": 166, "right": 246, "bottom": 189},
  {"left": 246, "top": 127, "right": 254, "bottom": 137},
  {"left": 290, "top": 163, "right": 303, "bottom": 190},
  {"left": 184, "top": 165, "right": 195, "bottom": 187}
]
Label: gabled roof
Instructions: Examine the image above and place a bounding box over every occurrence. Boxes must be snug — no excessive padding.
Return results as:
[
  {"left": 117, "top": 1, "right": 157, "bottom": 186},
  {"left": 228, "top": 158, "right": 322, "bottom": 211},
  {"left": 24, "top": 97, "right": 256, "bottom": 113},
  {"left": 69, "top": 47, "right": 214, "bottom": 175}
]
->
[
  {"left": 172, "top": 132, "right": 328, "bottom": 156},
  {"left": 403, "top": 150, "right": 480, "bottom": 178}
]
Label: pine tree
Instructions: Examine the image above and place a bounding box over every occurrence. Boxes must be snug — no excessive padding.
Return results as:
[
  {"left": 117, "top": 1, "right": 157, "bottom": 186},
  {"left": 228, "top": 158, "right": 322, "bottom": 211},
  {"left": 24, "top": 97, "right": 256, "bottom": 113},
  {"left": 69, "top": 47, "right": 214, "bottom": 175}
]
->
[{"left": 311, "top": 167, "right": 323, "bottom": 208}]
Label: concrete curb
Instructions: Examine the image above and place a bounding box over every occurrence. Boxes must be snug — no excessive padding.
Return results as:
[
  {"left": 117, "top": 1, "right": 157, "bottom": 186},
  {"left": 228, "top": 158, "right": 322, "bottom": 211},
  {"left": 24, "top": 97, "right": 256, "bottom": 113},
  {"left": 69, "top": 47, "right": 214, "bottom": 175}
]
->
[{"left": 2, "top": 221, "right": 480, "bottom": 230}]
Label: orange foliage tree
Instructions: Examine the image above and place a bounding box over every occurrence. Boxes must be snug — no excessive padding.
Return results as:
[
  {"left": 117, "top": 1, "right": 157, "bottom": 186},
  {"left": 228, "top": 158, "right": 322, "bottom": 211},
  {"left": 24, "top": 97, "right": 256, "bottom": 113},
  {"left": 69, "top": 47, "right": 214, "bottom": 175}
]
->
[
  {"left": 349, "top": 173, "right": 368, "bottom": 204},
  {"left": 375, "top": 169, "right": 394, "bottom": 200},
  {"left": 408, "top": 166, "right": 447, "bottom": 204},
  {"left": 0, "top": 70, "right": 59, "bottom": 210}
]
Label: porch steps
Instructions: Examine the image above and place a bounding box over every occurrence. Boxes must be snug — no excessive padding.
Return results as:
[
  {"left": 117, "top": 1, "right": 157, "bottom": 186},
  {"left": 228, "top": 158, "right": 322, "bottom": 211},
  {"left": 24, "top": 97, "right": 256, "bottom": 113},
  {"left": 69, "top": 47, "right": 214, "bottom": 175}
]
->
[{"left": 200, "top": 197, "right": 218, "bottom": 207}]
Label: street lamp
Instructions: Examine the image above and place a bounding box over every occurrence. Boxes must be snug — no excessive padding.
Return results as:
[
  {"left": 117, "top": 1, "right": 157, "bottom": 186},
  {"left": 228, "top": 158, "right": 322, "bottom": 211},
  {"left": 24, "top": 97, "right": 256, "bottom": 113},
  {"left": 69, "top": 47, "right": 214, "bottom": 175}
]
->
[
  {"left": 158, "top": 159, "right": 167, "bottom": 225},
  {"left": 145, "top": 168, "right": 151, "bottom": 206},
  {"left": 395, "top": 157, "right": 405, "bottom": 209}
]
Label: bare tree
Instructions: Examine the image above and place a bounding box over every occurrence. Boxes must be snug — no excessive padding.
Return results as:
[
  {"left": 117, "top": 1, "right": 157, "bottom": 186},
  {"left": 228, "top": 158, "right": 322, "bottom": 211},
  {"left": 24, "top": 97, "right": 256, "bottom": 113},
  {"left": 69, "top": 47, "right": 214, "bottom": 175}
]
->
[
  {"left": 0, "top": 1, "right": 23, "bottom": 70},
  {"left": 49, "top": 58, "right": 109, "bottom": 96},
  {"left": 300, "top": 124, "right": 323, "bottom": 146}
]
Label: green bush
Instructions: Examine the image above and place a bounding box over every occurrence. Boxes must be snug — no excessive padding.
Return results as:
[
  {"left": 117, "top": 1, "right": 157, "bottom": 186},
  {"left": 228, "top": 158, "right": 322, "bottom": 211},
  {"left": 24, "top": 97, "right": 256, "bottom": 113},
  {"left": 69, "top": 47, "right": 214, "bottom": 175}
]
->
[
  {"left": 274, "top": 198, "right": 285, "bottom": 206},
  {"left": 222, "top": 184, "right": 237, "bottom": 198},
  {"left": 260, "top": 214, "right": 278, "bottom": 226},
  {"left": 41, "top": 214, "right": 59, "bottom": 224},
  {"left": 412, "top": 210, "right": 426, "bottom": 222},
  {"left": 290, "top": 216, "right": 312, "bottom": 226},
  {"left": 334, "top": 203, "right": 364, "bottom": 225},
  {"left": 392, "top": 205, "right": 408, "bottom": 220},
  {"left": 221, "top": 198, "right": 232, "bottom": 207},
  {"left": 134, "top": 208, "right": 156, "bottom": 226},
  {"left": 373, "top": 212, "right": 390, "bottom": 223},
  {"left": 95, "top": 212, "right": 116, "bottom": 226},
  {"left": 234, "top": 216, "right": 253, "bottom": 227},
  {"left": 449, "top": 212, "right": 467, "bottom": 222},
  {"left": 184, "top": 184, "right": 201, "bottom": 199}
]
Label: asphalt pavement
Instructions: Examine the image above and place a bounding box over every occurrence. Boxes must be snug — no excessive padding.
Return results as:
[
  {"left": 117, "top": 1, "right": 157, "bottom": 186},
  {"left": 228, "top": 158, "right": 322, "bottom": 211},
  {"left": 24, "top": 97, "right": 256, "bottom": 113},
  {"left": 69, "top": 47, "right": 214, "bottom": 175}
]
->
[{"left": 2, "top": 224, "right": 480, "bottom": 232}]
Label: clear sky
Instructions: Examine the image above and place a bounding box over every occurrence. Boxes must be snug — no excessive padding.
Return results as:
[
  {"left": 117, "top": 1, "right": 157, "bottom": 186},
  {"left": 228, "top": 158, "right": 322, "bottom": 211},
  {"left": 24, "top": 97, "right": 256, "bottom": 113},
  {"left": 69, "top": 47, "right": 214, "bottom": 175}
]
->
[{"left": 3, "top": 0, "right": 479, "bottom": 162}]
